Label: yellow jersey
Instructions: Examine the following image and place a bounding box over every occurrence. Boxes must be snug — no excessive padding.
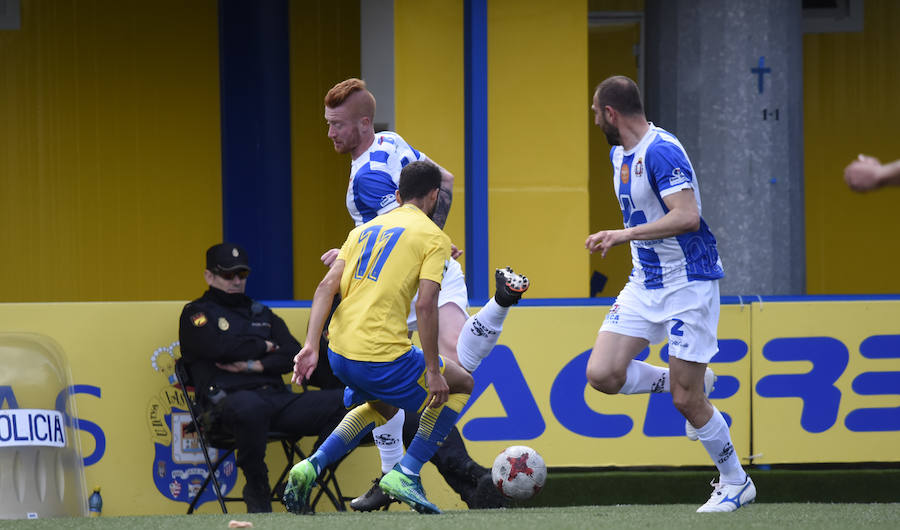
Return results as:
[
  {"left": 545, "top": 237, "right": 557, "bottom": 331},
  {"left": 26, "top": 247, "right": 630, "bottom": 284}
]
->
[{"left": 328, "top": 204, "right": 451, "bottom": 362}]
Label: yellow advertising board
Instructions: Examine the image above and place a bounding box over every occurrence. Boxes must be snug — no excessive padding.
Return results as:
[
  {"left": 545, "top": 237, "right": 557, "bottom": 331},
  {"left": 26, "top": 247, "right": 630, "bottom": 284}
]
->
[
  {"left": 0, "top": 297, "right": 896, "bottom": 516},
  {"left": 0, "top": 302, "right": 392, "bottom": 516},
  {"left": 751, "top": 298, "right": 900, "bottom": 464},
  {"left": 454, "top": 303, "right": 751, "bottom": 470}
]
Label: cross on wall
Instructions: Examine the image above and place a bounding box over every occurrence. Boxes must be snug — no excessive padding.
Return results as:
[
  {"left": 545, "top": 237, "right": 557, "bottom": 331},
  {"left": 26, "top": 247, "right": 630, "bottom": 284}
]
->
[{"left": 751, "top": 56, "right": 772, "bottom": 94}]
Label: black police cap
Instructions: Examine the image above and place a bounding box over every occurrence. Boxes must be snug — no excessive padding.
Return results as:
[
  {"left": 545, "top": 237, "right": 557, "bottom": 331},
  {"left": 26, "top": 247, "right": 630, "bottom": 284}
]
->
[{"left": 206, "top": 243, "right": 251, "bottom": 273}]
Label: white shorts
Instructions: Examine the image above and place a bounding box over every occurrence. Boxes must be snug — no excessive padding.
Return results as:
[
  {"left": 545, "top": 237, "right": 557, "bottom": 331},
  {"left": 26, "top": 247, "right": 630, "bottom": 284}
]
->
[
  {"left": 407, "top": 258, "right": 469, "bottom": 331},
  {"left": 599, "top": 279, "right": 720, "bottom": 363}
]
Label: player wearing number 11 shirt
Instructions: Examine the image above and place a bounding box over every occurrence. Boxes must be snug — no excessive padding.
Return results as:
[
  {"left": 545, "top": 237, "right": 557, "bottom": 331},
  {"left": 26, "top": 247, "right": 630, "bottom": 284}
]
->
[
  {"left": 284, "top": 161, "right": 473, "bottom": 515},
  {"left": 584, "top": 75, "right": 755, "bottom": 513},
  {"left": 328, "top": 203, "right": 451, "bottom": 363}
]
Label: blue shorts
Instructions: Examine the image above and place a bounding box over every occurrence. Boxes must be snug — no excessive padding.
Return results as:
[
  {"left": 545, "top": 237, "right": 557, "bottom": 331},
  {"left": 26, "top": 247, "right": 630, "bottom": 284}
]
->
[{"left": 328, "top": 346, "right": 445, "bottom": 413}]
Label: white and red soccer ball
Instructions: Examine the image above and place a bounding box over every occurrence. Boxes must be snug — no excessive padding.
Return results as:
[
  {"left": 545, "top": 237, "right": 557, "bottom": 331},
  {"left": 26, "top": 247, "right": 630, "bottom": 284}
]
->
[{"left": 491, "top": 445, "right": 546, "bottom": 500}]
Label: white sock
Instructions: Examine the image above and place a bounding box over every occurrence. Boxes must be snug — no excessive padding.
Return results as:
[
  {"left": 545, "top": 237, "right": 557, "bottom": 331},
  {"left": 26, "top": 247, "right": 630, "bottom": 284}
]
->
[
  {"left": 372, "top": 409, "right": 405, "bottom": 474},
  {"left": 619, "top": 360, "right": 670, "bottom": 394},
  {"left": 696, "top": 407, "right": 746, "bottom": 485},
  {"left": 456, "top": 299, "right": 509, "bottom": 372},
  {"left": 475, "top": 297, "right": 509, "bottom": 329}
]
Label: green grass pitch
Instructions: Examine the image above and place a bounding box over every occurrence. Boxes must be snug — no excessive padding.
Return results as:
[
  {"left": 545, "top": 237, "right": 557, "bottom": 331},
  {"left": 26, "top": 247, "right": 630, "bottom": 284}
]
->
[{"left": 1, "top": 504, "right": 899, "bottom": 530}]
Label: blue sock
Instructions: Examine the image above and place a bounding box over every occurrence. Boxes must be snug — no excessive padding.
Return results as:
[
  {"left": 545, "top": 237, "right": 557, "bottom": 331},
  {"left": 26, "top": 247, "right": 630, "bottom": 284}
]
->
[
  {"left": 312, "top": 403, "right": 387, "bottom": 471},
  {"left": 400, "top": 394, "right": 469, "bottom": 474},
  {"left": 308, "top": 450, "right": 325, "bottom": 474}
]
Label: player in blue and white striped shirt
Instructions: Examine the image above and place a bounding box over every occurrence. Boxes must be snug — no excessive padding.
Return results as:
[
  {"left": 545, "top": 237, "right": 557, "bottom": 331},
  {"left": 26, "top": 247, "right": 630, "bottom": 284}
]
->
[
  {"left": 344, "top": 130, "right": 426, "bottom": 225},
  {"left": 604, "top": 125, "right": 723, "bottom": 289},
  {"left": 585, "top": 76, "right": 755, "bottom": 513}
]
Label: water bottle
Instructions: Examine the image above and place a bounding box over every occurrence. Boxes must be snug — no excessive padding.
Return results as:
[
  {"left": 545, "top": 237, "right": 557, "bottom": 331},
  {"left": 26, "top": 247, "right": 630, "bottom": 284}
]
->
[{"left": 88, "top": 487, "right": 102, "bottom": 517}]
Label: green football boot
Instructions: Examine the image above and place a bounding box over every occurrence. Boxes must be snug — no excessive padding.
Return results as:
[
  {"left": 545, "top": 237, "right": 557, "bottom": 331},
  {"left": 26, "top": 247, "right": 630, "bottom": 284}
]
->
[
  {"left": 378, "top": 464, "right": 441, "bottom": 514},
  {"left": 282, "top": 459, "right": 316, "bottom": 514}
]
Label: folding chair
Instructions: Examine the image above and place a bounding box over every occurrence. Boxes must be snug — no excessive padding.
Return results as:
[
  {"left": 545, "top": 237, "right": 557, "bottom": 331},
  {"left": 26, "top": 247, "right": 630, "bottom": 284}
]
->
[{"left": 173, "top": 358, "right": 348, "bottom": 514}]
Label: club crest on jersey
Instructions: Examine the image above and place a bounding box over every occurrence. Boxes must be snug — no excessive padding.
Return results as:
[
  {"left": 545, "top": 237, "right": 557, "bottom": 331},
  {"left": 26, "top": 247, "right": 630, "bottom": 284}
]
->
[
  {"left": 620, "top": 163, "right": 630, "bottom": 184},
  {"left": 377, "top": 135, "right": 395, "bottom": 145},
  {"left": 634, "top": 158, "right": 644, "bottom": 178}
]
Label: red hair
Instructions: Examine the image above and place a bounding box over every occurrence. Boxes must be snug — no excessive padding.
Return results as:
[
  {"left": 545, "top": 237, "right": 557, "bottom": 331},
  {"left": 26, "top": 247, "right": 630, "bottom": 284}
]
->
[{"left": 325, "top": 78, "right": 375, "bottom": 120}]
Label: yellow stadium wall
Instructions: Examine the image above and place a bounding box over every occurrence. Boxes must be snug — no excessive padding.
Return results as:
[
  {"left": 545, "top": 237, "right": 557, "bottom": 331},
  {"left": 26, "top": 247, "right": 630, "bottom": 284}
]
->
[
  {"left": 3, "top": 0, "right": 898, "bottom": 304},
  {"left": 288, "top": 0, "right": 361, "bottom": 299},
  {"left": 0, "top": 0, "right": 222, "bottom": 303},
  {"left": 290, "top": 0, "right": 465, "bottom": 298},
  {"left": 585, "top": 0, "right": 644, "bottom": 297},
  {"left": 1, "top": 298, "right": 896, "bottom": 515},
  {"left": 587, "top": 17, "right": 643, "bottom": 297},
  {"left": 487, "top": 0, "right": 590, "bottom": 297},
  {"left": 804, "top": 0, "right": 900, "bottom": 294},
  {"left": 394, "top": 0, "right": 467, "bottom": 254},
  {"left": 294, "top": 0, "right": 590, "bottom": 299}
]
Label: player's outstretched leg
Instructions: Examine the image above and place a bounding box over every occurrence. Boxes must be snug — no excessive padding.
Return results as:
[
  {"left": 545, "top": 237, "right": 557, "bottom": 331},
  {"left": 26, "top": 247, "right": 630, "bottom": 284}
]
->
[
  {"left": 685, "top": 367, "right": 717, "bottom": 441},
  {"left": 379, "top": 464, "right": 441, "bottom": 514},
  {"left": 456, "top": 266, "right": 530, "bottom": 372},
  {"left": 283, "top": 459, "right": 317, "bottom": 514},
  {"left": 697, "top": 475, "right": 756, "bottom": 512}
]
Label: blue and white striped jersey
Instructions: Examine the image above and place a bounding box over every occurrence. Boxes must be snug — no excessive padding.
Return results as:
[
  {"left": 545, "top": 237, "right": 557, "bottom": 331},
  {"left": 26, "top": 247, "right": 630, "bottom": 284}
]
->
[
  {"left": 346, "top": 131, "right": 428, "bottom": 226},
  {"left": 610, "top": 124, "right": 724, "bottom": 289}
]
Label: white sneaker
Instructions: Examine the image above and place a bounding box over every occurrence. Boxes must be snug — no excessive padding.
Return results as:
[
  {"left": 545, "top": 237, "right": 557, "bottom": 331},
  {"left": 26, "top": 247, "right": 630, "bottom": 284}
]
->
[
  {"left": 685, "top": 367, "right": 717, "bottom": 441},
  {"left": 696, "top": 475, "right": 756, "bottom": 512}
]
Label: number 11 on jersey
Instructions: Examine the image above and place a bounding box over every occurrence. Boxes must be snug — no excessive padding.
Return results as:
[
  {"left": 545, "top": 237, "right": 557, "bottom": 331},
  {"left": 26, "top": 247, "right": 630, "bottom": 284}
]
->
[{"left": 354, "top": 225, "right": 406, "bottom": 282}]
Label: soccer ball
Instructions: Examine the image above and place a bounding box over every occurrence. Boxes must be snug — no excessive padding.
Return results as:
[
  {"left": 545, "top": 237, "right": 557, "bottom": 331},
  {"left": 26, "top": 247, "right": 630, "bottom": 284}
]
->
[{"left": 491, "top": 445, "right": 546, "bottom": 500}]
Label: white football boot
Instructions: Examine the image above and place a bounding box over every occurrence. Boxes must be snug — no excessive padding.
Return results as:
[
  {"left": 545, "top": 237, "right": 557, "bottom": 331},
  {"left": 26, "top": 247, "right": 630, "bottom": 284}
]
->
[
  {"left": 696, "top": 475, "right": 756, "bottom": 512},
  {"left": 685, "top": 367, "right": 717, "bottom": 441}
]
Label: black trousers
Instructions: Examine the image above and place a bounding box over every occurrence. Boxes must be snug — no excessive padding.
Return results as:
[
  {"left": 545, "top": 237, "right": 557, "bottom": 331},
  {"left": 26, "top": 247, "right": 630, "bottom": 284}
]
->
[{"left": 219, "top": 386, "right": 346, "bottom": 511}]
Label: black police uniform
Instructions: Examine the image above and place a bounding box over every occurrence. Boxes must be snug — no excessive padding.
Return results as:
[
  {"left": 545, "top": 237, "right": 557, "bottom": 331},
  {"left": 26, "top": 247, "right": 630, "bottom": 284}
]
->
[{"left": 179, "top": 287, "right": 346, "bottom": 513}]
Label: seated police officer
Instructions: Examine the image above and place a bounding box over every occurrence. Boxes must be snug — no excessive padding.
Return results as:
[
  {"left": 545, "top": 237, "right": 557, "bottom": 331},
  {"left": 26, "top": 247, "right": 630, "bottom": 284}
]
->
[{"left": 178, "top": 243, "right": 346, "bottom": 513}]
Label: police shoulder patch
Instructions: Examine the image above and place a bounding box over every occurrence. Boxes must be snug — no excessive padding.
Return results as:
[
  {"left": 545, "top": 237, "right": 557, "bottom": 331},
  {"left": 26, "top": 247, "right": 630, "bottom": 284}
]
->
[{"left": 191, "top": 312, "right": 207, "bottom": 327}]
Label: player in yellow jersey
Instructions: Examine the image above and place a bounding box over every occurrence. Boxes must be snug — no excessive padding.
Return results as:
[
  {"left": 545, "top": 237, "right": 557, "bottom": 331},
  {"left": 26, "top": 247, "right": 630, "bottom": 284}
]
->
[{"left": 283, "top": 161, "right": 473, "bottom": 515}]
